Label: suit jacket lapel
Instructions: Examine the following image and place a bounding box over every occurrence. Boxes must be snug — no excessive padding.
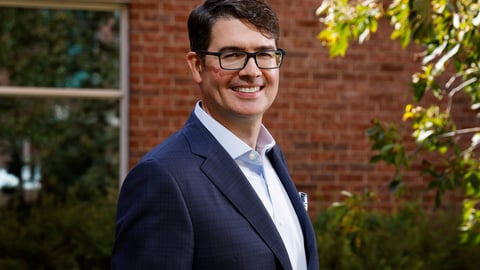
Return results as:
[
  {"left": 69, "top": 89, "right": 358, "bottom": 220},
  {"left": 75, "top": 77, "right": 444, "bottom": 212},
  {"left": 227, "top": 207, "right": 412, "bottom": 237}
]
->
[
  {"left": 267, "top": 147, "right": 317, "bottom": 268},
  {"left": 182, "top": 113, "right": 292, "bottom": 270},
  {"left": 267, "top": 146, "right": 308, "bottom": 229}
]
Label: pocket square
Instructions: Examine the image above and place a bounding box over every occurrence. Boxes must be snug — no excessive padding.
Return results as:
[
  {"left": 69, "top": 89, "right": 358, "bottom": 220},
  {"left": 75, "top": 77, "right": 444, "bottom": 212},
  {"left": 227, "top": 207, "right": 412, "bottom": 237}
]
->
[{"left": 298, "top": 192, "right": 308, "bottom": 211}]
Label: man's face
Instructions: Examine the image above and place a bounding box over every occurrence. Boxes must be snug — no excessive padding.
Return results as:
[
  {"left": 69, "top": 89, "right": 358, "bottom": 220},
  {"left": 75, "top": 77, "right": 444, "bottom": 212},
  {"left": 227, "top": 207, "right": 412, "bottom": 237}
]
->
[{"left": 188, "top": 18, "right": 280, "bottom": 126}]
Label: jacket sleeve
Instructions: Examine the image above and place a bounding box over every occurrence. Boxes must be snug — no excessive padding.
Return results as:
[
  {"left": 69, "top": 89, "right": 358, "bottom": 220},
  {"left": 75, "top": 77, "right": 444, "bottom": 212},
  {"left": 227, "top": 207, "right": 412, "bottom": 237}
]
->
[{"left": 111, "top": 158, "right": 194, "bottom": 269}]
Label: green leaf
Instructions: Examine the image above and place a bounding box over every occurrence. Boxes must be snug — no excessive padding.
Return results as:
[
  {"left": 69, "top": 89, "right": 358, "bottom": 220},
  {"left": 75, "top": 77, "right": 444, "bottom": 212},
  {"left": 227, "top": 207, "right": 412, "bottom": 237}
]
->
[
  {"left": 369, "top": 155, "right": 383, "bottom": 163},
  {"left": 389, "top": 176, "right": 402, "bottom": 192},
  {"left": 466, "top": 172, "right": 480, "bottom": 194},
  {"left": 412, "top": 79, "right": 427, "bottom": 102}
]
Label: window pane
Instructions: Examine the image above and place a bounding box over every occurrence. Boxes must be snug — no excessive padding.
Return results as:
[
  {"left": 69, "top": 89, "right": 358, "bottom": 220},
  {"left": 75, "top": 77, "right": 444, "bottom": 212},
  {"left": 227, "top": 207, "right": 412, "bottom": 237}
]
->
[
  {"left": 0, "top": 97, "right": 119, "bottom": 202},
  {"left": 0, "top": 7, "right": 120, "bottom": 89}
]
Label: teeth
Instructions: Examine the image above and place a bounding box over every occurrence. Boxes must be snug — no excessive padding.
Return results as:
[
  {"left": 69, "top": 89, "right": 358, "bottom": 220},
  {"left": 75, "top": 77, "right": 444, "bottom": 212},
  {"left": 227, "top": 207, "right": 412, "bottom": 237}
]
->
[{"left": 233, "top": 86, "right": 260, "bottom": 93}]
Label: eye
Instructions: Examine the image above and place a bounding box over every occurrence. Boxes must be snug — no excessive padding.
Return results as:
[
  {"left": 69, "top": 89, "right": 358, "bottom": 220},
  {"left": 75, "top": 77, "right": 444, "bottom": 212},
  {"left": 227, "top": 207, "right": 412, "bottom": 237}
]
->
[
  {"left": 221, "top": 51, "right": 245, "bottom": 59},
  {"left": 257, "top": 51, "right": 275, "bottom": 58}
]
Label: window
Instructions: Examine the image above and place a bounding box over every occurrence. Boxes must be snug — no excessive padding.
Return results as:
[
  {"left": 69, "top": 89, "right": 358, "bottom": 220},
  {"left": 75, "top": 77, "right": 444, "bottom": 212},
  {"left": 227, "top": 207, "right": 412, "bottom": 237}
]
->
[{"left": 0, "top": 0, "right": 129, "bottom": 201}]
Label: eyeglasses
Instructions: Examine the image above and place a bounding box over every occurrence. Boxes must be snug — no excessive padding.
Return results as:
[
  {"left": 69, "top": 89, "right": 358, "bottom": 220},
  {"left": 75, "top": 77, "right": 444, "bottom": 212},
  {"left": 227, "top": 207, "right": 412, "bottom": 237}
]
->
[{"left": 196, "top": 49, "right": 286, "bottom": 70}]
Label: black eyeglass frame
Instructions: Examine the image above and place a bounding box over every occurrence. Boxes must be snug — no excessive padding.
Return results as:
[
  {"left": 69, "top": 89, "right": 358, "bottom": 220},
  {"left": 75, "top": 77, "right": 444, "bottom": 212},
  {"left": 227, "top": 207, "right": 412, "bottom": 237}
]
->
[{"left": 196, "top": 48, "right": 286, "bottom": 70}]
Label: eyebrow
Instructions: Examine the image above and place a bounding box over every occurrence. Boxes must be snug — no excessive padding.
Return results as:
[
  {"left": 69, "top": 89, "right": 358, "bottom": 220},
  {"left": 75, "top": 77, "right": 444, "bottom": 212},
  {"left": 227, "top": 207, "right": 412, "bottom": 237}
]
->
[{"left": 216, "top": 45, "right": 277, "bottom": 52}]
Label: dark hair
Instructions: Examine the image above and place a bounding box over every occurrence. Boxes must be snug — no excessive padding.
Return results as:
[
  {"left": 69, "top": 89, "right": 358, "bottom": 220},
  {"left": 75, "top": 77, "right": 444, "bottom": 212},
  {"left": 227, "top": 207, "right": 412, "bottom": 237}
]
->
[{"left": 187, "top": 0, "right": 280, "bottom": 52}]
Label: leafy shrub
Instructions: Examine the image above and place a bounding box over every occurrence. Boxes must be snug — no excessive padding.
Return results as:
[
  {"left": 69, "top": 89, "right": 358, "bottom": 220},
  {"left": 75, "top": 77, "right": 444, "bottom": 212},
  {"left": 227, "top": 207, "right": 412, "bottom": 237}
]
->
[
  {"left": 0, "top": 189, "right": 116, "bottom": 270},
  {"left": 315, "top": 191, "right": 480, "bottom": 270}
]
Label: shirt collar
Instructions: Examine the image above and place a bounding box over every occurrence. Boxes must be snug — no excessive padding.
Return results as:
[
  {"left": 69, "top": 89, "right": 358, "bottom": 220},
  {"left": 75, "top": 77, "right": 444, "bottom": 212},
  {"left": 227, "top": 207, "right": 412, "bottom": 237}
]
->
[{"left": 194, "top": 101, "right": 276, "bottom": 159}]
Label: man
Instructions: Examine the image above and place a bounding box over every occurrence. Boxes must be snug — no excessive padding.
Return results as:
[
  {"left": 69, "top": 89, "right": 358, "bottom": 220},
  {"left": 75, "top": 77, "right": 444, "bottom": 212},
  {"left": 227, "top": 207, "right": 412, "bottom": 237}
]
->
[{"left": 111, "top": 0, "right": 319, "bottom": 269}]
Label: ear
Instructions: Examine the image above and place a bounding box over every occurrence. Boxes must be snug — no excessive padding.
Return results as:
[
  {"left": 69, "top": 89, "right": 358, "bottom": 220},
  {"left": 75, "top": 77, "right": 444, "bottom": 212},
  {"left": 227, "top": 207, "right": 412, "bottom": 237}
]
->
[{"left": 186, "top": 52, "right": 203, "bottom": 84}]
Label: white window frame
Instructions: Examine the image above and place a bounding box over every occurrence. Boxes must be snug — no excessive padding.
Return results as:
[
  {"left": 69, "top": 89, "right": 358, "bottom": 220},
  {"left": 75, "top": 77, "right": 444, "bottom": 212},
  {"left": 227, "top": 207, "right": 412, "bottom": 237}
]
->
[{"left": 0, "top": 0, "right": 130, "bottom": 183}]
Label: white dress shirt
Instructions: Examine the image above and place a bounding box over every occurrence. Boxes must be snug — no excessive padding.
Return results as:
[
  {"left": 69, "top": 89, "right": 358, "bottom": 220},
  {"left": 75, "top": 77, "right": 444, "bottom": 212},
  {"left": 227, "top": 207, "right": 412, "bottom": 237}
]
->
[{"left": 194, "top": 101, "right": 307, "bottom": 270}]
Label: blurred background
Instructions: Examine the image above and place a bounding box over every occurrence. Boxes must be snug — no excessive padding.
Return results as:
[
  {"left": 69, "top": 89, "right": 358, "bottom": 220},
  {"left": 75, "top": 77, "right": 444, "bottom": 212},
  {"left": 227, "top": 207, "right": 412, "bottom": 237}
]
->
[{"left": 0, "top": 0, "right": 479, "bottom": 269}]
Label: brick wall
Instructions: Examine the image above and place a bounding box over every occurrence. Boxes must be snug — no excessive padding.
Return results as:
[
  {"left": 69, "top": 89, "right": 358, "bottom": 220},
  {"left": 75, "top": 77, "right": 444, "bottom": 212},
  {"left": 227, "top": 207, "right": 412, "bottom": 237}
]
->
[{"left": 128, "top": 0, "right": 468, "bottom": 214}]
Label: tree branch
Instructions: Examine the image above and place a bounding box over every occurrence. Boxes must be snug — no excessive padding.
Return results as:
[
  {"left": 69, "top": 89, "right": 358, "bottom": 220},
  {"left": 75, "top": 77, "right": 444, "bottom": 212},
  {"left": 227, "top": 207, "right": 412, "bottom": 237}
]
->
[{"left": 440, "top": 127, "right": 480, "bottom": 138}]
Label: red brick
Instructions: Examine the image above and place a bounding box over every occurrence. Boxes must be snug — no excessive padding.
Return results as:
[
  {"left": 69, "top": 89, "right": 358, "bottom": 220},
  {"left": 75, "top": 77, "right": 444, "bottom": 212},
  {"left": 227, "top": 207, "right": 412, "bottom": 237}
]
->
[{"left": 128, "top": 0, "right": 468, "bottom": 211}]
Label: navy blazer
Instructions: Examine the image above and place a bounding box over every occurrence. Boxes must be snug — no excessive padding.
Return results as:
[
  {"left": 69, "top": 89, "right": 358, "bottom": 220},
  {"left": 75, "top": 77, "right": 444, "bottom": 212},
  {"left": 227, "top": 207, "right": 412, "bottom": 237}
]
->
[{"left": 112, "top": 112, "right": 319, "bottom": 270}]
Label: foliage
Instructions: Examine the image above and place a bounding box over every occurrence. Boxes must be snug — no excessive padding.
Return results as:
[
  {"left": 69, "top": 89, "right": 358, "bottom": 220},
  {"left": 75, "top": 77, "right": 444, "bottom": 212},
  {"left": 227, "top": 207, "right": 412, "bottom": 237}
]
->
[
  {"left": 0, "top": 97, "right": 119, "bottom": 203},
  {"left": 0, "top": 186, "right": 117, "bottom": 270},
  {"left": 0, "top": 6, "right": 120, "bottom": 202},
  {"left": 315, "top": 191, "right": 480, "bottom": 269},
  {"left": 316, "top": 0, "right": 480, "bottom": 244},
  {"left": 0, "top": 7, "right": 119, "bottom": 88},
  {"left": 0, "top": 6, "right": 121, "bottom": 268},
  {"left": 316, "top": 0, "right": 383, "bottom": 57}
]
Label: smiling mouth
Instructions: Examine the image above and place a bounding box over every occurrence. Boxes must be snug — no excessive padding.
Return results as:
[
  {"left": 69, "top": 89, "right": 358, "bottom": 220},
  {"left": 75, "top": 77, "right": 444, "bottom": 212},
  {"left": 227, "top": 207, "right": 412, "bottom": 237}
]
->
[{"left": 232, "top": 86, "right": 261, "bottom": 93}]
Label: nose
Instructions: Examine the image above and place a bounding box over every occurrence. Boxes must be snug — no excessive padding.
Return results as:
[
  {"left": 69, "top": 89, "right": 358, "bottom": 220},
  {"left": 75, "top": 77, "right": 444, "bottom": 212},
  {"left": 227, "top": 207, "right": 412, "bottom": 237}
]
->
[{"left": 239, "top": 56, "right": 262, "bottom": 77}]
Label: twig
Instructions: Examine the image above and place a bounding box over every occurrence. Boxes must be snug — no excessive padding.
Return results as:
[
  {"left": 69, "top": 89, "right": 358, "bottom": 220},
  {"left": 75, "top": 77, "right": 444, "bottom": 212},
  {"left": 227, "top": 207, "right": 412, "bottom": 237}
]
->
[
  {"left": 447, "top": 77, "right": 478, "bottom": 113},
  {"left": 439, "top": 127, "right": 480, "bottom": 138}
]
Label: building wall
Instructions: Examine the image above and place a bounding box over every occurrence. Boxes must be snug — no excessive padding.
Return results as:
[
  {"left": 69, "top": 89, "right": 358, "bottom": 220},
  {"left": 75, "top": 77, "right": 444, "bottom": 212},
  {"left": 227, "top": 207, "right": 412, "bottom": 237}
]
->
[{"left": 128, "top": 0, "right": 467, "bottom": 214}]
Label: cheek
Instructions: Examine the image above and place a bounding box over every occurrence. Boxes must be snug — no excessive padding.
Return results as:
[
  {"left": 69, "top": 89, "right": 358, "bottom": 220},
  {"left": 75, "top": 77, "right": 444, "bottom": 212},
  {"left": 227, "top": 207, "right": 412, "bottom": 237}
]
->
[
  {"left": 213, "top": 67, "right": 225, "bottom": 78},
  {"left": 215, "top": 66, "right": 234, "bottom": 78},
  {"left": 209, "top": 67, "right": 232, "bottom": 86},
  {"left": 265, "top": 71, "right": 280, "bottom": 87}
]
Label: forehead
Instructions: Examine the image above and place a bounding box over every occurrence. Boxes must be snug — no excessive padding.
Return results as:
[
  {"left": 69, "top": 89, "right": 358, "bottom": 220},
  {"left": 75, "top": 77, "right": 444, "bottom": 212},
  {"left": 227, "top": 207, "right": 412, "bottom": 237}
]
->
[{"left": 209, "top": 18, "right": 276, "bottom": 50}]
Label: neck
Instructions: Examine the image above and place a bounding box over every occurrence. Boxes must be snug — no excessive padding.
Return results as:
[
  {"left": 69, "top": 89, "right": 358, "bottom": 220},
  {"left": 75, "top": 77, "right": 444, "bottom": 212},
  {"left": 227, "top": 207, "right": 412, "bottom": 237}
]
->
[
  {"left": 228, "top": 120, "right": 261, "bottom": 149},
  {"left": 203, "top": 106, "right": 262, "bottom": 149}
]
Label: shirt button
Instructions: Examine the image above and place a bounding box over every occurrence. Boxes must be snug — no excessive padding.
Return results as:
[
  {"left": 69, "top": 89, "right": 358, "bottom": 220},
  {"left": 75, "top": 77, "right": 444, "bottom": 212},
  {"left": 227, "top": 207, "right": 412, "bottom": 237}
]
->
[{"left": 249, "top": 152, "right": 256, "bottom": 160}]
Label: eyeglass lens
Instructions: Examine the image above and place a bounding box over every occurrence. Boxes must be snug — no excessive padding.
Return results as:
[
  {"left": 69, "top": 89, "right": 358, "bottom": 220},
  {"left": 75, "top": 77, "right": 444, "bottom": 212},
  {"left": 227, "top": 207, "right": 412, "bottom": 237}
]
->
[{"left": 220, "top": 50, "right": 283, "bottom": 70}]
